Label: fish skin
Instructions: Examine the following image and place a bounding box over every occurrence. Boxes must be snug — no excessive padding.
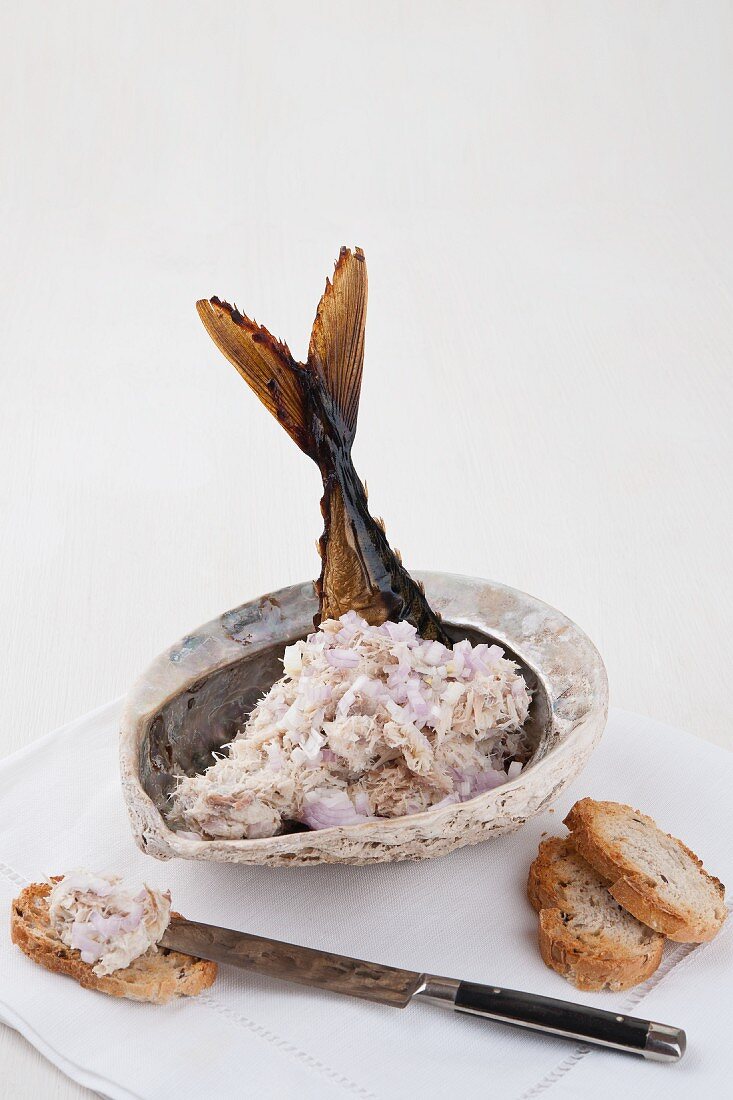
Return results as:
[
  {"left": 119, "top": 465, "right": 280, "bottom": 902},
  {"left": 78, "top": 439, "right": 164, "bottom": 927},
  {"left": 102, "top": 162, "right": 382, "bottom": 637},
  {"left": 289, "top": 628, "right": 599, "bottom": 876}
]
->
[{"left": 196, "top": 246, "right": 450, "bottom": 644}]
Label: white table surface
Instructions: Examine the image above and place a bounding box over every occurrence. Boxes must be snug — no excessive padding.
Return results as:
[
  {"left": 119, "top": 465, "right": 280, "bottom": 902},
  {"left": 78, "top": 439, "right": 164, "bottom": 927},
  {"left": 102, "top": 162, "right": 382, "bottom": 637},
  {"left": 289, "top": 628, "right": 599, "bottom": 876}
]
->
[{"left": 1, "top": 2, "right": 731, "bottom": 1096}]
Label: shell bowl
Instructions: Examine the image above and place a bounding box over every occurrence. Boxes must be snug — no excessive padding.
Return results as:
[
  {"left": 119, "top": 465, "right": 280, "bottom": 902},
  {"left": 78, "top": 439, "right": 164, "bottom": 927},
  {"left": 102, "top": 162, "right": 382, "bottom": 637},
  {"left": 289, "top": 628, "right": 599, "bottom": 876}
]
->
[{"left": 120, "top": 572, "right": 608, "bottom": 865}]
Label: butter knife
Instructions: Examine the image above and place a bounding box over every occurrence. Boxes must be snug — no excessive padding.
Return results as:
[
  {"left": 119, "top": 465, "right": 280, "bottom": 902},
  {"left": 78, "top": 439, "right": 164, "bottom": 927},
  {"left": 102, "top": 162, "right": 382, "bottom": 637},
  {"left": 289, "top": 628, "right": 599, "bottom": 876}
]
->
[{"left": 161, "top": 916, "right": 685, "bottom": 1061}]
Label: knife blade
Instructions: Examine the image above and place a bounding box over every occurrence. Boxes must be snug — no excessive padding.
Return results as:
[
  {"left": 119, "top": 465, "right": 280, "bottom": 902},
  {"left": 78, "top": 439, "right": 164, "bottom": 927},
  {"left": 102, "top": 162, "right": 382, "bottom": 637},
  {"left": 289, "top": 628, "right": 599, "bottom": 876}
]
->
[
  {"left": 161, "top": 916, "right": 685, "bottom": 1061},
  {"left": 161, "top": 915, "right": 424, "bottom": 1007}
]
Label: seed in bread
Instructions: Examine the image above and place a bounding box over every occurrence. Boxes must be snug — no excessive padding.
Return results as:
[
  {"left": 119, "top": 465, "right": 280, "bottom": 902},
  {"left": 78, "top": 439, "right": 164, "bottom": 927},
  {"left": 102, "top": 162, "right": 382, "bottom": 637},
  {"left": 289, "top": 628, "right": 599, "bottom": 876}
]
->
[
  {"left": 564, "top": 799, "right": 726, "bottom": 943},
  {"left": 11, "top": 882, "right": 217, "bottom": 1004},
  {"left": 528, "top": 836, "right": 664, "bottom": 991}
]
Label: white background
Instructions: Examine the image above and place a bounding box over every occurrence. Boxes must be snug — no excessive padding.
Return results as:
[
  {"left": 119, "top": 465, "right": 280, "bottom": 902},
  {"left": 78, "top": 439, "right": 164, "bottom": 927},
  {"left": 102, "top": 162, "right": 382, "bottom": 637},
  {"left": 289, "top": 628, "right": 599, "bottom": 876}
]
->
[{"left": 1, "top": 2, "right": 731, "bottom": 1095}]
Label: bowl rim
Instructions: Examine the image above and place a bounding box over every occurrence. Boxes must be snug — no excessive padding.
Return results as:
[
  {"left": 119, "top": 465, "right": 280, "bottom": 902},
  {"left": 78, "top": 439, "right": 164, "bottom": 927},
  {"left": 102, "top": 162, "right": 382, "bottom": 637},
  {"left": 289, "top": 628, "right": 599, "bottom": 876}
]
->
[{"left": 120, "top": 571, "right": 608, "bottom": 859}]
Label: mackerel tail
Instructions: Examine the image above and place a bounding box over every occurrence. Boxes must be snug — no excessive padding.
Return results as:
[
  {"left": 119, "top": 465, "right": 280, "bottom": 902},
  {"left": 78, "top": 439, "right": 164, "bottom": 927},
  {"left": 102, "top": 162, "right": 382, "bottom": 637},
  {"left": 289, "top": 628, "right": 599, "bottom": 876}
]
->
[{"left": 196, "top": 246, "right": 450, "bottom": 644}]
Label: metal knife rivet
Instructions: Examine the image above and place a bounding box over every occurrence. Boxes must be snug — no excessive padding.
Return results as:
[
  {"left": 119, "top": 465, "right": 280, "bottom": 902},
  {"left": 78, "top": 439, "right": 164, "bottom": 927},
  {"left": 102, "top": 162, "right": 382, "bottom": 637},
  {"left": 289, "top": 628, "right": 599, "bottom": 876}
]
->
[
  {"left": 492, "top": 988, "right": 502, "bottom": 994},
  {"left": 616, "top": 1016, "right": 624, "bottom": 1022}
]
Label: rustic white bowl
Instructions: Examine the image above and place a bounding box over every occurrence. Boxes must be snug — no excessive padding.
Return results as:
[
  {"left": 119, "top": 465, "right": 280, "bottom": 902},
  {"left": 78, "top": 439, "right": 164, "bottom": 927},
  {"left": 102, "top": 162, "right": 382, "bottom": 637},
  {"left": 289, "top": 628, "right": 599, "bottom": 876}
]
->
[{"left": 120, "top": 572, "right": 608, "bottom": 865}]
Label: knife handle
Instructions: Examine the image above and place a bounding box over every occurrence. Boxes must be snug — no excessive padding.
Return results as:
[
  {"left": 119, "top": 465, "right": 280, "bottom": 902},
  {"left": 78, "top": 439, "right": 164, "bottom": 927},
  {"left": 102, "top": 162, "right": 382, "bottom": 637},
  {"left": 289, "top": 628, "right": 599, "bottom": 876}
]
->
[{"left": 415, "top": 977, "right": 685, "bottom": 1061}]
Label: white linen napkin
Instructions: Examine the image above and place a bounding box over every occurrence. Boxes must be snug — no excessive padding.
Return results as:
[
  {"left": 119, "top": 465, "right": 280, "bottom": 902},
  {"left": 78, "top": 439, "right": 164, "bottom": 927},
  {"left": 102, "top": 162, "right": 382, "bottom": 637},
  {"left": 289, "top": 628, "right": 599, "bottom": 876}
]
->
[{"left": 0, "top": 702, "right": 730, "bottom": 1100}]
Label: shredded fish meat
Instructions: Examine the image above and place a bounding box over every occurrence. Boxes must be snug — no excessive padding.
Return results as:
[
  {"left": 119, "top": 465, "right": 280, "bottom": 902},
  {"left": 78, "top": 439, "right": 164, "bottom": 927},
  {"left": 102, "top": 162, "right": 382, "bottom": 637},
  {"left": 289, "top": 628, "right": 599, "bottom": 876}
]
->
[
  {"left": 168, "top": 612, "right": 532, "bottom": 840},
  {"left": 48, "top": 869, "right": 171, "bottom": 976}
]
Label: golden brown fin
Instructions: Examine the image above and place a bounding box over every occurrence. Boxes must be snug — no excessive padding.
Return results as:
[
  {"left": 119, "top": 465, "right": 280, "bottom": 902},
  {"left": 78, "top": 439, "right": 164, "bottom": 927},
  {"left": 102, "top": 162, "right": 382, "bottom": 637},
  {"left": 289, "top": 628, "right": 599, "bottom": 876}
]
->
[
  {"left": 307, "top": 246, "right": 367, "bottom": 443},
  {"left": 196, "top": 297, "right": 310, "bottom": 454},
  {"left": 198, "top": 248, "right": 450, "bottom": 644}
]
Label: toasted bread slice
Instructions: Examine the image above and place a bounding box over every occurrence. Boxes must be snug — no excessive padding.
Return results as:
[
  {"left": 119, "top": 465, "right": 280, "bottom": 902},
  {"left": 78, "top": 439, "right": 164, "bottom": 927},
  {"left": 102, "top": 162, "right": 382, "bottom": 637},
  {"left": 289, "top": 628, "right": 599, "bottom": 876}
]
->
[
  {"left": 11, "top": 881, "right": 217, "bottom": 1004},
  {"left": 564, "top": 799, "right": 726, "bottom": 943},
  {"left": 528, "top": 836, "right": 664, "bottom": 991}
]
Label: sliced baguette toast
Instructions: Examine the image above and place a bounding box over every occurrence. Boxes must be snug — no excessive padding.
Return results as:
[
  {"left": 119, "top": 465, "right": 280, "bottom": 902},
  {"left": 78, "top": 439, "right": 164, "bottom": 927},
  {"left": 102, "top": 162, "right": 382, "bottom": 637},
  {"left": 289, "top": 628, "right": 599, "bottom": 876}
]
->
[
  {"left": 528, "top": 836, "right": 664, "bottom": 991},
  {"left": 11, "top": 881, "right": 217, "bottom": 1004},
  {"left": 564, "top": 799, "right": 727, "bottom": 943}
]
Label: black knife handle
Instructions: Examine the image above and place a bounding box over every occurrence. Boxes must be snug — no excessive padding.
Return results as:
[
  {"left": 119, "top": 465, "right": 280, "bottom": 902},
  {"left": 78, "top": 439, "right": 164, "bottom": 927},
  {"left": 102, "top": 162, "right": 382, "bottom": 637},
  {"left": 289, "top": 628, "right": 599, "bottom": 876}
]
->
[{"left": 416, "top": 977, "right": 685, "bottom": 1061}]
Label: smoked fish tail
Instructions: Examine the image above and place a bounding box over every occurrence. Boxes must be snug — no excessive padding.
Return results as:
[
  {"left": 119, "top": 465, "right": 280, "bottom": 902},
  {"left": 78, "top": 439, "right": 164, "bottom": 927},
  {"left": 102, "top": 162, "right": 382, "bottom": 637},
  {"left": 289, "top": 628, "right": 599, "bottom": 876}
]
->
[{"left": 196, "top": 247, "right": 449, "bottom": 644}]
